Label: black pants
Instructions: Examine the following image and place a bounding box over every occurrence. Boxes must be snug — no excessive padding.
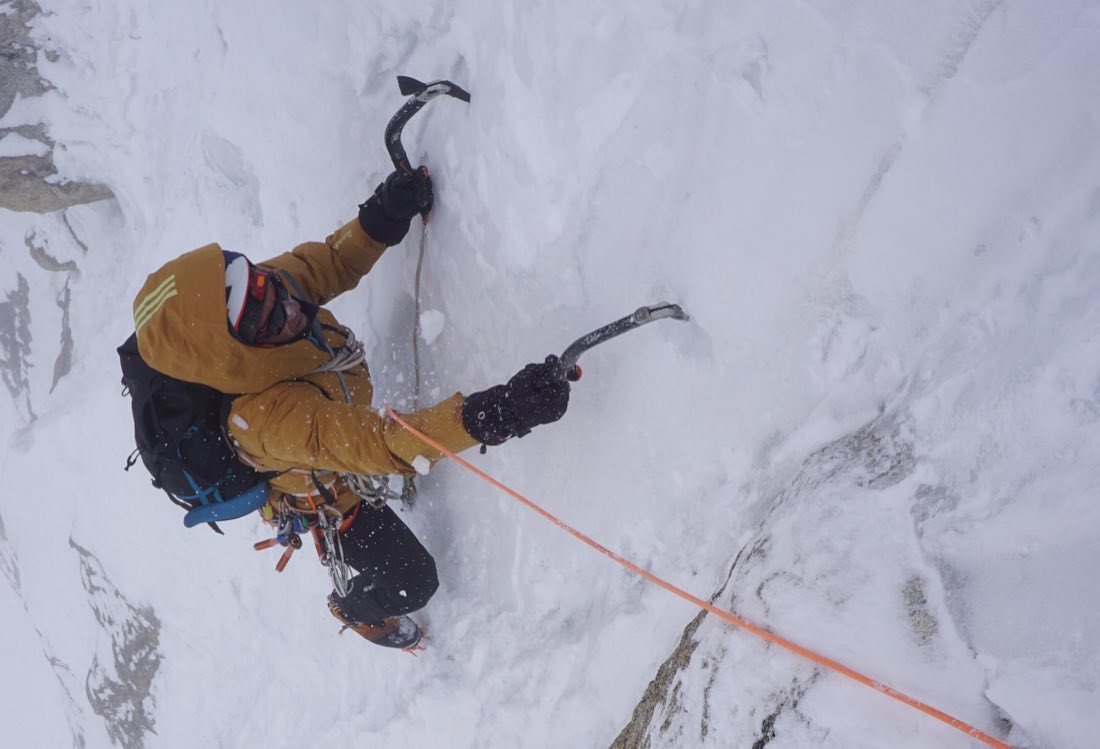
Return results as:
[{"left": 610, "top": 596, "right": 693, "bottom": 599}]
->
[{"left": 333, "top": 501, "right": 439, "bottom": 624}]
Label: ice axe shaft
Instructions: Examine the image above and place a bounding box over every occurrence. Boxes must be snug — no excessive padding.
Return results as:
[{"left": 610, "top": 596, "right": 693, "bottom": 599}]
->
[
  {"left": 385, "top": 75, "right": 471, "bottom": 175},
  {"left": 559, "top": 302, "right": 690, "bottom": 381}
]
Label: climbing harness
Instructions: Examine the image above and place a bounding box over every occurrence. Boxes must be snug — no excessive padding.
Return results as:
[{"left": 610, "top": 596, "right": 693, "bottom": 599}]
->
[
  {"left": 246, "top": 312, "right": 404, "bottom": 585},
  {"left": 311, "top": 503, "right": 353, "bottom": 598},
  {"left": 254, "top": 494, "right": 359, "bottom": 598}
]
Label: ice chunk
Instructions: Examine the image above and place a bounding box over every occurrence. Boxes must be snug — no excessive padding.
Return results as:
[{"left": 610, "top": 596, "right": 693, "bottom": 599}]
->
[
  {"left": 419, "top": 309, "right": 446, "bottom": 344},
  {"left": 411, "top": 455, "right": 431, "bottom": 475}
]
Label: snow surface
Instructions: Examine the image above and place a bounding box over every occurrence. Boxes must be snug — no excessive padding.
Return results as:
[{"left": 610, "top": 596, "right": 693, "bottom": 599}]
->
[
  {"left": 1, "top": 1, "right": 1099, "bottom": 748},
  {"left": 0, "top": 132, "right": 50, "bottom": 158}
]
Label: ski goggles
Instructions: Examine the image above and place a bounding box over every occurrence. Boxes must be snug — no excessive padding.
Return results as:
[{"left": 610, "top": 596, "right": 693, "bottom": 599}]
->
[
  {"left": 255, "top": 272, "right": 290, "bottom": 341},
  {"left": 243, "top": 270, "right": 291, "bottom": 343},
  {"left": 226, "top": 255, "right": 289, "bottom": 344}
]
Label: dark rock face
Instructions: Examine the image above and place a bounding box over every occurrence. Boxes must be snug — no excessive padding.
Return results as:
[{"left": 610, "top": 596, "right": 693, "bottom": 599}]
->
[
  {"left": 0, "top": 0, "right": 114, "bottom": 213},
  {"left": 0, "top": 2, "right": 52, "bottom": 116},
  {"left": 610, "top": 611, "right": 708, "bottom": 749},
  {"left": 4, "top": 527, "right": 161, "bottom": 747},
  {"left": 0, "top": 274, "right": 35, "bottom": 425},
  {"left": 1, "top": 1, "right": 106, "bottom": 426},
  {"left": 610, "top": 413, "right": 916, "bottom": 748},
  {"left": 72, "top": 540, "right": 162, "bottom": 749}
]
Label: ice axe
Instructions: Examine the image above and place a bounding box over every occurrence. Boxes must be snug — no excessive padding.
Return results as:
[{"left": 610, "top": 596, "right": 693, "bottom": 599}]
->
[
  {"left": 384, "top": 75, "right": 471, "bottom": 180},
  {"left": 558, "top": 302, "right": 690, "bottom": 382},
  {"left": 383, "top": 75, "right": 470, "bottom": 506}
]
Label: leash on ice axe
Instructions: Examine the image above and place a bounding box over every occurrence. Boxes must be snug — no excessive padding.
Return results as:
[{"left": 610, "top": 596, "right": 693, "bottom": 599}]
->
[{"left": 384, "top": 75, "right": 472, "bottom": 504}]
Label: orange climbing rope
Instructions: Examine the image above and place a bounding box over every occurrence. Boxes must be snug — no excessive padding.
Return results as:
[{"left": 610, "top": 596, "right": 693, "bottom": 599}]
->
[{"left": 385, "top": 408, "right": 1013, "bottom": 749}]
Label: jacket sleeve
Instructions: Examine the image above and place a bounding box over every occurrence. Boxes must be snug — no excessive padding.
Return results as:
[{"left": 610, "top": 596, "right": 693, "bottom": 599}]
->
[
  {"left": 257, "top": 219, "right": 389, "bottom": 306},
  {"left": 229, "top": 383, "right": 479, "bottom": 477}
]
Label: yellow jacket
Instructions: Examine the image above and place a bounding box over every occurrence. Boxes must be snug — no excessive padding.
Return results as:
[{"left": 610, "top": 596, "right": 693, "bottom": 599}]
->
[{"left": 133, "top": 219, "right": 477, "bottom": 515}]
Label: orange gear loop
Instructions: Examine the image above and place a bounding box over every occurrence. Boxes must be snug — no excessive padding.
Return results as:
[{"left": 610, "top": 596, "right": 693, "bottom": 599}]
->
[{"left": 383, "top": 407, "right": 1013, "bottom": 749}]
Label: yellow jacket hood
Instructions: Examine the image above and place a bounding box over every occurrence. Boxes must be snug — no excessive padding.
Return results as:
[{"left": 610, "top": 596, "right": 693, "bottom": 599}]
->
[{"left": 132, "top": 244, "right": 331, "bottom": 393}]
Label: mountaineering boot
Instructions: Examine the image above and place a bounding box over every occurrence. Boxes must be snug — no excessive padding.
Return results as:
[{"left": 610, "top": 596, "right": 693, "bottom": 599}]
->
[{"left": 328, "top": 594, "right": 423, "bottom": 650}]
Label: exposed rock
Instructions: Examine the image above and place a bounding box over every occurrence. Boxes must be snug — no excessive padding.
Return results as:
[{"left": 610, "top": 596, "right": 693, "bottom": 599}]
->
[
  {"left": 62, "top": 207, "right": 90, "bottom": 253},
  {"left": 789, "top": 411, "right": 916, "bottom": 494},
  {"left": 0, "top": 0, "right": 114, "bottom": 213},
  {"left": 45, "top": 649, "right": 90, "bottom": 749},
  {"left": 51, "top": 278, "right": 72, "bottom": 392},
  {"left": 902, "top": 576, "right": 939, "bottom": 646},
  {"left": 0, "top": 273, "right": 36, "bottom": 425},
  {"left": 610, "top": 609, "right": 708, "bottom": 749},
  {"left": 611, "top": 541, "right": 761, "bottom": 748},
  {"left": 910, "top": 483, "right": 961, "bottom": 534},
  {"left": 0, "top": 1, "right": 51, "bottom": 114},
  {"left": 27, "top": 228, "right": 81, "bottom": 275},
  {"left": 613, "top": 414, "right": 916, "bottom": 747},
  {"left": 2, "top": 514, "right": 89, "bottom": 746},
  {"left": 0, "top": 152, "right": 115, "bottom": 212},
  {"left": 748, "top": 679, "right": 815, "bottom": 749},
  {"left": 0, "top": 511, "right": 20, "bottom": 593},
  {"left": 71, "top": 539, "right": 161, "bottom": 749}
]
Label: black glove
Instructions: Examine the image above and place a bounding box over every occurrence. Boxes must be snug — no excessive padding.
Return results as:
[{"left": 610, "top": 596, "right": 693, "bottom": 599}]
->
[
  {"left": 358, "top": 167, "right": 434, "bottom": 245},
  {"left": 462, "top": 356, "right": 571, "bottom": 446}
]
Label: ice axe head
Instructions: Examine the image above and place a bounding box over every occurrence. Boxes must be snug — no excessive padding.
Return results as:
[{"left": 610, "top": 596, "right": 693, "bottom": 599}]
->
[
  {"left": 397, "top": 76, "right": 472, "bottom": 103},
  {"left": 385, "top": 75, "right": 472, "bottom": 177}
]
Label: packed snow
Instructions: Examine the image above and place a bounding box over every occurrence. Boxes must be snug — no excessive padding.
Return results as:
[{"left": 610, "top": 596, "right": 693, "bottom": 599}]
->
[
  {"left": 1, "top": 1, "right": 1099, "bottom": 748},
  {"left": 0, "top": 131, "right": 51, "bottom": 158}
]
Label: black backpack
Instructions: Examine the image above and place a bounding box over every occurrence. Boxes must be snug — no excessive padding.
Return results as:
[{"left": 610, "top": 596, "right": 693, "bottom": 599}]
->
[{"left": 118, "top": 333, "right": 275, "bottom": 532}]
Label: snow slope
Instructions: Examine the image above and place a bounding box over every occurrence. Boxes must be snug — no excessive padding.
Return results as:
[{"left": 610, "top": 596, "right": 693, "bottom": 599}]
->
[{"left": 1, "top": 0, "right": 1098, "bottom": 747}]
